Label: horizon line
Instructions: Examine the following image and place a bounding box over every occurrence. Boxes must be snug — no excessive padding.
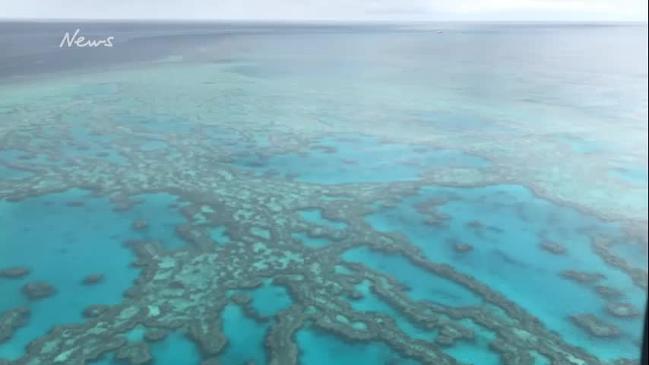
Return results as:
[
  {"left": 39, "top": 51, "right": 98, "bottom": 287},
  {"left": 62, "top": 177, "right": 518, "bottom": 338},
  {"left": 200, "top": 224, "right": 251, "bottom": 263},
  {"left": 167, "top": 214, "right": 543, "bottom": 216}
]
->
[{"left": 1, "top": 17, "right": 647, "bottom": 24}]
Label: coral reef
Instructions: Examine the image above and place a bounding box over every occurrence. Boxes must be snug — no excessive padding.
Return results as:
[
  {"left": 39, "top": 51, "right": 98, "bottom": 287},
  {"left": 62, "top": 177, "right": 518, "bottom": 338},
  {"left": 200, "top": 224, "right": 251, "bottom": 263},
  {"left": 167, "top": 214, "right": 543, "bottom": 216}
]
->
[
  {"left": 82, "top": 274, "right": 105, "bottom": 286},
  {"left": 559, "top": 270, "right": 605, "bottom": 284},
  {"left": 115, "top": 342, "right": 152, "bottom": 365},
  {"left": 21, "top": 282, "right": 56, "bottom": 300},
  {"left": 0, "top": 267, "right": 30, "bottom": 279},
  {"left": 606, "top": 303, "right": 640, "bottom": 318},
  {"left": 131, "top": 220, "right": 149, "bottom": 231},
  {"left": 539, "top": 241, "right": 566, "bottom": 255},
  {"left": 452, "top": 242, "right": 474, "bottom": 254},
  {"left": 0, "top": 50, "right": 646, "bottom": 364},
  {"left": 0, "top": 308, "right": 29, "bottom": 343},
  {"left": 570, "top": 314, "right": 620, "bottom": 338}
]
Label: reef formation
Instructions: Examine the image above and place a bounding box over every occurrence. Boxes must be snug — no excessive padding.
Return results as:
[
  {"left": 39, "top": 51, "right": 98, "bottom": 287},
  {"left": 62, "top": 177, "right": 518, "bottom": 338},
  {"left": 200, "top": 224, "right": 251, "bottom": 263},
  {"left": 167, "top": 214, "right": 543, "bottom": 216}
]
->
[{"left": 0, "top": 25, "right": 647, "bottom": 365}]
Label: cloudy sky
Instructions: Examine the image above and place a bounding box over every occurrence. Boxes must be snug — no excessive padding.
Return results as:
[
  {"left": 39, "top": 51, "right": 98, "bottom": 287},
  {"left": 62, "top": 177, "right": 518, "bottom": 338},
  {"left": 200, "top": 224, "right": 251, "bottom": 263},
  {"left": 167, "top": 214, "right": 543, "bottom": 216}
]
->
[{"left": 0, "top": 0, "right": 647, "bottom": 21}]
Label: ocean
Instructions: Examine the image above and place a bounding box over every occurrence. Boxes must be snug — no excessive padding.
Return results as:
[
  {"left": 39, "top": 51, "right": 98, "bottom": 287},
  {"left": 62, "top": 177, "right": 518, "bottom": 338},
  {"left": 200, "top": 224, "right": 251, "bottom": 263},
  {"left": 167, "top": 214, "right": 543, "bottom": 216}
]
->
[{"left": 0, "top": 21, "right": 647, "bottom": 364}]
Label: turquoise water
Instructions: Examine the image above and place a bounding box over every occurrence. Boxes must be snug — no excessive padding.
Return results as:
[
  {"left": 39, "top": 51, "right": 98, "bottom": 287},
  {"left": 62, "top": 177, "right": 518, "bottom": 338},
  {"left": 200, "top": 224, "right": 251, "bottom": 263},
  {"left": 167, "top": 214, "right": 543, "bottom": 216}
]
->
[
  {"left": 124, "top": 326, "right": 147, "bottom": 342},
  {"left": 297, "top": 328, "right": 419, "bottom": 365},
  {"left": 0, "top": 22, "right": 647, "bottom": 365},
  {"left": 219, "top": 304, "right": 268, "bottom": 365},
  {"left": 0, "top": 189, "right": 184, "bottom": 359},
  {"left": 90, "top": 331, "right": 201, "bottom": 365},
  {"left": 444, "top": 319, "right": 500, "bottom": 365},
  {"left": 247, "top": 280, "right": 293, "bottom": 317},
  {"left": 237, "top": 136, "right": 489, "bottom": 183},
  {"left": 344, "top": 247, "right": 481, "bottom": 307},
  {"left": 0, "top": 149, "right": 62, "bottom": 172},
  {"left": 127, "top": 193, "right": 187, "bottom": 250},
  {"left": 299, "top": 209, "right": 347, "bottom": 230},
  {"left": 350, "top": 280, "right": 437, "bottom": 341},
  {"left": 149, "top": 332, "right": 202, "bottom": 365},
  {"left": 609, "top": 241, "right": 648, "bottom": 269},
  {"left": 0, "top": 165, "right": 32, "bottom": 180},
  {"left": 209, "top": 226, "right": 231, "bottom": 245},
  {"left": 366, "top": 184, "right": 645, "bottom": 360},
  {"left": 292, "top": 232, "right": 332, "bottom": 248}
]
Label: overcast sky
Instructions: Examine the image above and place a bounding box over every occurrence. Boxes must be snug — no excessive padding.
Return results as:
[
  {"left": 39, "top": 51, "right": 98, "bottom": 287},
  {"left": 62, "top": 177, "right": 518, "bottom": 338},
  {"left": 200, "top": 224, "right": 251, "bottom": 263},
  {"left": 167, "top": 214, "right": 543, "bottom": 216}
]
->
[{"left": 0, "top": 0, "right": 647, "bottom": 21}]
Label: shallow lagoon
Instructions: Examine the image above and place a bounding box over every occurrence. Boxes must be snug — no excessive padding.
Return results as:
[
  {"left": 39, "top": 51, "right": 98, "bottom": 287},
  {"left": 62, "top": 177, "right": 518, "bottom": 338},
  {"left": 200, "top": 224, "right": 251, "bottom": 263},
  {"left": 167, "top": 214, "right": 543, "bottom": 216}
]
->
[
  {"left": 297, "top": 328, "right": 419, "bottom": 365},
  {"left": 343, "top": 247, "right": 481, "bottom": 307},
  {"left": 220, "top": 304, "right": 268, "bottom": 364},
  {"left": 366, "top": 184, "right": 646, "bottom": 360},
  {"left": 0, "top": 189, "right": 185, "bottom": 359}
]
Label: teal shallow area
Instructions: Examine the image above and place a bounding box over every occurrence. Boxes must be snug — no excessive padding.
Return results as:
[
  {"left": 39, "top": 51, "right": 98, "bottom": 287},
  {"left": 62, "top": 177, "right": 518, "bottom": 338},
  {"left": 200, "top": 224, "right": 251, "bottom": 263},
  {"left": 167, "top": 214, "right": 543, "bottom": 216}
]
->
[
  {"left": 0, "top": 164, "right": 32, "bottom": 180},
  {"left": 292, "top": 232, "right": 332, "bottom": 248},
  {"left": 247, "top": 280, "right": 293, "bottom": 317},
  {"left": 1, "top": 127, "right": 128, "bottom": 168},
  {"left": 531, "top": 351, "right": 552, "bottom": 365},
  {"left": 366, "top": 184, "right": 647, "bottom": 360},
  {"left": 67, "top": 127, "right": 128, "bottom": 165},
  {"left": 236, "top": 136, "right": 489, "bottom": 184},
  {"left": 149, "top": 332, "right": 201, "bottom": 365},
  {"left": 443, "top": 319, "right": 500, "bottom": 365},
  {"left": 209, "top": 226, "right": 231, "bottom": 245},
  {"left": 0, "top": 148, "right": 63, "bottom": 170},
  {"left": 125, "top": 114, "right": 194, "bottom": 136},
  {"left": 410, "top": 110, "right": 497, "bottom": 134},
  {"left": 0, "top": 189, "right": 185, "bottom": 359},
  {"left": 219, "top": 304, "right": 268, "bottom": 365},
  {"left": 350, "top": 280, "right": 436, "bottom": 341},
  {"left": 128, "top": 192, "right": 187, "bottom": 250},
  {"left": 0, "top": 23, "right": 646, "bottom": 365},
  {"left": 344, "top": 247, "right": 481, "bottom": 307},
  {"left": 90, "top": 332, "right": 201, "bottom": 365},
  {"left": 608, "top": 241, "right": 648, "bottom": 269},
  {"left": 297, "top": 328, "right": 420, "bottom": 365},
  {"left": 124, "top": 326, "right": 146, "bottom": 342},
  {"left": 299, "top": 208, "right": 347, "bottom": 230},
  {"left": 140, "top": 140, "right": 168, "bottom": 152}
]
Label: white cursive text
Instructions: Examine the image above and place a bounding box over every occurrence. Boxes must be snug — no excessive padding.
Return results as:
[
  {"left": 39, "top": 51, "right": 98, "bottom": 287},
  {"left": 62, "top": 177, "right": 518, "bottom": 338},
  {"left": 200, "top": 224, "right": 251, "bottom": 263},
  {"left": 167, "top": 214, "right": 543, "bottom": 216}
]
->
[{"left": 59, "top": 29, "right": 114, "bottom": 48}]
